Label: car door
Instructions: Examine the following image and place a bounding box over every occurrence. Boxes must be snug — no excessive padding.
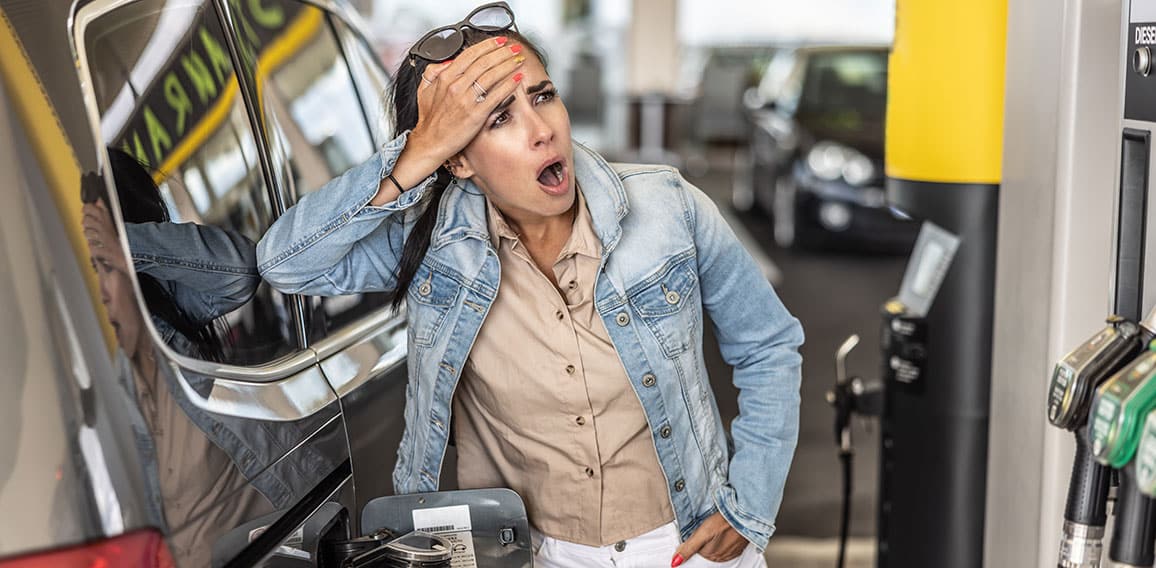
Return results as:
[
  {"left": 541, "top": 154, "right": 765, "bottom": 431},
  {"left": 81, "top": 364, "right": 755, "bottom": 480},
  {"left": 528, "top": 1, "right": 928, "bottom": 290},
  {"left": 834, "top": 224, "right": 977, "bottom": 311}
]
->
[
  {"left": 227, "top": 0, "right": 412, "bottom": 534},
  {"left": 69, "top": 0, "right": 354, "bottom": 563}
]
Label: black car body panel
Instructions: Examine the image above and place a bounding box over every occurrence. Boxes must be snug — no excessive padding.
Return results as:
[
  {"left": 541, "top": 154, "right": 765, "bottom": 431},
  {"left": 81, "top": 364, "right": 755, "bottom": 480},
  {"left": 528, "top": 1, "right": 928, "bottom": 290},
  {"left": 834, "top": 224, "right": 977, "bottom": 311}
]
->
[{"left": 0, "top": 0, "right": 413, "bottom": 565}]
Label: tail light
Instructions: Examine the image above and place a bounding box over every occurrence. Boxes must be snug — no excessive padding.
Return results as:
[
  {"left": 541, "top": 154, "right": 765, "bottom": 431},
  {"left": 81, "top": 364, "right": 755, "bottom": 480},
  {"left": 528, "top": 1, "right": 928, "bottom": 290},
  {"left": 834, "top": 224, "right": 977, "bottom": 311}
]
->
[{"left": 0, "top": 529, "right": 174, "bottom": 568}]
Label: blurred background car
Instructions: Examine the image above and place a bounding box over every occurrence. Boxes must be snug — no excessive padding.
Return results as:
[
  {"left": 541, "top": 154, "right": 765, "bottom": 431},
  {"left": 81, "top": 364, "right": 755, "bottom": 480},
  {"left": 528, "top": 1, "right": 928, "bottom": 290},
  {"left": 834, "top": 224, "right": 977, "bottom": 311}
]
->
[{"left": 734, "top": 45, "right": 919, "bottom": 252}]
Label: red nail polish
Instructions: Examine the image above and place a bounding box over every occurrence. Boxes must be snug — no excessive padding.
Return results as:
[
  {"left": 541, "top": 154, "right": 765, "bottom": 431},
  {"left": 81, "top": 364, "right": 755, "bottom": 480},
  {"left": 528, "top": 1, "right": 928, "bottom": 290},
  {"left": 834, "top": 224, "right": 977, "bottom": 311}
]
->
[
  {"left": 513, "top": 72, "right": 523, "bottom": 82},
  {"left": 510, "top": 44, "right": 523, "bottom": 54},
  {"left": 671, "top": 554, "right": 684, "bottom": 567},
  {"left": 495, "top": 36, "right": 508, "bottom": 46}
]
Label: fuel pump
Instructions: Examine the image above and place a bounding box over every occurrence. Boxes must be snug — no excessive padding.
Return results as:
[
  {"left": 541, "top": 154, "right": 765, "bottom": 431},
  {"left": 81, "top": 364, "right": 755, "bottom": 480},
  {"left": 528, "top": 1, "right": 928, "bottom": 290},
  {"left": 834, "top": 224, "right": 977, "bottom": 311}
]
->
[{"left": 1049, "top": 309, "right": 1156, "bottom": 567}]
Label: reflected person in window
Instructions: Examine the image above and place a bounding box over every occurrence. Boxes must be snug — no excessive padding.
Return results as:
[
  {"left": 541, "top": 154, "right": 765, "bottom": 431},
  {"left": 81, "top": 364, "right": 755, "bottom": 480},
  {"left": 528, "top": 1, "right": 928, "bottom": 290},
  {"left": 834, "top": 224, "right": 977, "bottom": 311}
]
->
[
  {"left": 81, "top": 153, "right": 284, "bottom": 566},
  {"left": 257, "top": 3, "right": 803, "bottom": 567}
]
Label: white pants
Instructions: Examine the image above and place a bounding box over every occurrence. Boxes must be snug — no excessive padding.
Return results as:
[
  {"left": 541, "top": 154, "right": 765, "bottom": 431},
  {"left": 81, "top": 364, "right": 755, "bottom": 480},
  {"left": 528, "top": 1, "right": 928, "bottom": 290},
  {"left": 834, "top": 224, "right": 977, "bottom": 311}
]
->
[{"left": 532, "top": 522, "right": 767, "bottom": 568}]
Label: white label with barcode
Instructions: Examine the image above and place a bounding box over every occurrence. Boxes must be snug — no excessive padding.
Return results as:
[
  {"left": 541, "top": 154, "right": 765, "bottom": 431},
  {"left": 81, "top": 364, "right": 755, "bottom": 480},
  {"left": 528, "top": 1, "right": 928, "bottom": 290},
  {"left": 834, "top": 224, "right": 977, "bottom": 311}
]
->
[{"left": 413, "top": 505, "right": 477, "bottom": 568}]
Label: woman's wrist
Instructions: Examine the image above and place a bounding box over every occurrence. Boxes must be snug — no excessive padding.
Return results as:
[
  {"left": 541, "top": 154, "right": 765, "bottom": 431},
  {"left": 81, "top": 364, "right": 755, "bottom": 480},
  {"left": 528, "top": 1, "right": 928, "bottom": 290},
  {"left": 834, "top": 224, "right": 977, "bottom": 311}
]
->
[{"left": 371, "top": 131, "right": 446, "bottom": 206}]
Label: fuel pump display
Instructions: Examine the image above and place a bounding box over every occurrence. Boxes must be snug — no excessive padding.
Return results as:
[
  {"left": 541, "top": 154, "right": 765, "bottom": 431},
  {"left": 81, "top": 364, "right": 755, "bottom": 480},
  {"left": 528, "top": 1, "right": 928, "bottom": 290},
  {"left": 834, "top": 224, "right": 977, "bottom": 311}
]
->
[{"left": 1090, "top": 345, "right": 1156, "bottom": 467}]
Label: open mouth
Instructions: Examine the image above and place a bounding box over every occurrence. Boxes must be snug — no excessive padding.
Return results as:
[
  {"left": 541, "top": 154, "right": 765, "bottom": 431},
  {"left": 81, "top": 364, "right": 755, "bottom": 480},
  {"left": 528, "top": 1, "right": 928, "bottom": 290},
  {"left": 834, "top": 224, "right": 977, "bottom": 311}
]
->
[{"left": 537, "top": 159, "right": 566, "bottom": 188}]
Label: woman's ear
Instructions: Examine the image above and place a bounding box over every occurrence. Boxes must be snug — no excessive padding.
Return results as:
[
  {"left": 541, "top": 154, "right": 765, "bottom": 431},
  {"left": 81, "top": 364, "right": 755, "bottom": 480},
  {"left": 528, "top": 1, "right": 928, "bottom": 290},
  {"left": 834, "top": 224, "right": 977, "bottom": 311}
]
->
[{"left": 447, "top": 153, "right": 477, "bottom": 179}]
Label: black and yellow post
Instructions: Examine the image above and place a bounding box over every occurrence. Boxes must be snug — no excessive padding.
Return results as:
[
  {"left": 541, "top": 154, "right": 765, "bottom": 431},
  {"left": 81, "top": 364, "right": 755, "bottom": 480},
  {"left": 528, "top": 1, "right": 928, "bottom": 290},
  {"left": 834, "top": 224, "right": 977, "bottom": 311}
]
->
[{"left": 879, "top": 1, "right": 1006, "bottom": 566}]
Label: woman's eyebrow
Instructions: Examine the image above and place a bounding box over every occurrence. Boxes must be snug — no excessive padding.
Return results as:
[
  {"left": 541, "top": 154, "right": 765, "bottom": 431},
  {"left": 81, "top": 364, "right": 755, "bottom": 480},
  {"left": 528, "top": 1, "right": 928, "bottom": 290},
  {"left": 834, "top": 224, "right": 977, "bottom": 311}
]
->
[
  {"left": 494, "top": 94, "right": 516, "bottom": 113},
  {"left": 491, "top": 80, "right": 553, "bottom": 114},
  {"left": 526, "top": 80, "right": 552, "bottom": 95}
]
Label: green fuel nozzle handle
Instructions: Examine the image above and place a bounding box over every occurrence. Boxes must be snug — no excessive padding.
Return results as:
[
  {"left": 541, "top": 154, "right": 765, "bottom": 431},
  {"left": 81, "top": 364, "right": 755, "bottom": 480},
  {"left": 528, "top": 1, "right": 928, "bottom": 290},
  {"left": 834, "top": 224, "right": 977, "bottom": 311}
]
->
[
  {"left": 1135, "top": 410, "right": 1156, "bottom": 497},
  {"left": 1090, "top": 343, "right": 1156, "bottom": 469}
]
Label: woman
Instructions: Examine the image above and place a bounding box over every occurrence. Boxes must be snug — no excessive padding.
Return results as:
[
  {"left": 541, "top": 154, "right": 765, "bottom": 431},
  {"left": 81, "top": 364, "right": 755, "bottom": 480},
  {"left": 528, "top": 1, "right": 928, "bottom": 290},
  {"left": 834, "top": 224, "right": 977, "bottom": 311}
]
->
[{"left": 257, "top": 3, "right": 803, "bottom": 566}]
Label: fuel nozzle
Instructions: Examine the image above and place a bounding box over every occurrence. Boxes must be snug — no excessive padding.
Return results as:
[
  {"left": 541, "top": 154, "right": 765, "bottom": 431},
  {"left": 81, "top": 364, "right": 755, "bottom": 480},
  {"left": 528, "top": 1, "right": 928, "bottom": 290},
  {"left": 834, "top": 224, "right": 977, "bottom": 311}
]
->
[
  {"left": 1052, "top": 307, "right": 1156, "bottom": 568},
  {"left": 1087, "top": 341, "right": 1156, "bottom": 567},
  {"left": 1050, "top": 315, "right": 1154, "bottom": 431},
  {"left": 827, "top": 335, "right": 884, "bottom": 456}
]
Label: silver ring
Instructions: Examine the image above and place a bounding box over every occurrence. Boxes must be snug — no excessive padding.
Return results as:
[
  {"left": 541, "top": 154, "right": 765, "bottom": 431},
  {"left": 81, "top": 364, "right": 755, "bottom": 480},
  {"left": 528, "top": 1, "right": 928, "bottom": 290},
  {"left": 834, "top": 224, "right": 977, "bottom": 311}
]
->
[{"left": 471, "top": 80, "right": 487, "bottom": 103}]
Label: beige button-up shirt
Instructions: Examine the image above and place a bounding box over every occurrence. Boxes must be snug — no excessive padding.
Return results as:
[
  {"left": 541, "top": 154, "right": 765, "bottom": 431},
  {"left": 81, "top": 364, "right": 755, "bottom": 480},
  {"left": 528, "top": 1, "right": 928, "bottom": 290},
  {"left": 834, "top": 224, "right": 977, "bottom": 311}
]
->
[{"left": 452, "top": 190, "right": 675, "bottom": 546}]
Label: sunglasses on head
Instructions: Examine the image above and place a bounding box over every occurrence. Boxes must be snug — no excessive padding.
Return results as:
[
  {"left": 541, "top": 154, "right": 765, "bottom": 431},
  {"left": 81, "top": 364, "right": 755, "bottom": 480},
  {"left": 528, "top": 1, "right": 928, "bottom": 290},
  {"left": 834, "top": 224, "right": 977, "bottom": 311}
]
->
[{"left": 409, "top": 2, "right": 518, "bottom": 65}]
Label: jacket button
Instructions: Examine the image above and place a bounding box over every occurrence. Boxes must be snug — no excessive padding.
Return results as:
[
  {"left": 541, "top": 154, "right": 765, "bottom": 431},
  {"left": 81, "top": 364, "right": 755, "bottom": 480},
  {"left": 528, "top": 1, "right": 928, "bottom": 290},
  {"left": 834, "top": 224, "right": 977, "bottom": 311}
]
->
[
  {"left": 660, "top": 425, "right": 672, "bottom": 438},
  {"left": 642, "top": 374, "right": 657, "bottom": 387},
  {"left": 566, "top": 364, "right": 576, "bottom": 375},
  {"left": 615, "top": 312, "right": 630, "bottom": 326},
  {"left": 418, "top": 282, "right": 432, "bottom": 296},
  {"left": 555, "top": 310, "right": 565, "bottom": 321},
  {"left": 665, "top": 290, "right": 681, "bottom": 304},
  {"left": 585, "top": 467, "right": 595, "bottom": 478},
  {"left": 674, "top": 479, "right": 685, "bottom": 492},
  {"left": 576, "top": 416, "right": 586, "bottom": 426}
]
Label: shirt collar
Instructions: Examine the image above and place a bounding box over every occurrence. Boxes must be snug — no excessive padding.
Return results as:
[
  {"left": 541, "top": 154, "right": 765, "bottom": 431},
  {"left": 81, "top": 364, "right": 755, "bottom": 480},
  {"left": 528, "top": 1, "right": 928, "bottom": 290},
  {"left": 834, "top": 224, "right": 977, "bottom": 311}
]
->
[{"left": 485, "top": 189, "right": 601, "bottom": 260}]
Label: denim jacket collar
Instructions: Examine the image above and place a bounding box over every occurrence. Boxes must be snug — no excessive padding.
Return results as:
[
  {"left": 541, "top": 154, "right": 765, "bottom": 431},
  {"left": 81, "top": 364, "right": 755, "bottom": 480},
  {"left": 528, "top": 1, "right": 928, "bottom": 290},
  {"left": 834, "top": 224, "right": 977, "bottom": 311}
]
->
[{"left": 430, "top": 141, "right": 629, "bottom": 255}]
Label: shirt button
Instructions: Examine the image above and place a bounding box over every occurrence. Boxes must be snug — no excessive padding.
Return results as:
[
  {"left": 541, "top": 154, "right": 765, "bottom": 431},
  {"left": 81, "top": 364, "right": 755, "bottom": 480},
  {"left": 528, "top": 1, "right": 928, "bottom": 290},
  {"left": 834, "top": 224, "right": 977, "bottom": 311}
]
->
[
  {"left": 674, "top": 479, "right": 685, "bottom": 492},
  {"left": 615, "top": 312, "right": 630, "bottom": 326},
  {"left": 660, "top": 425, "right": 672, "bottom": 438},
  {"left": 566, "top": 364, "right": 576, "bottom": 375},
  {"left": 642, "top": 374, "right": 657, "bottom": 387},
  {"left": 555, "top": 310, "right": 565, "bottom": 321},
  {"left": 576, "top": 416, "right": 586, "bottom": 426},
  {"left": 568, "top": 280, "right": 577, "bottom": 290},
  {"left": 585, "top": 467, "right": 595, "bottom": 478},
  {"left": 614, "top": 541, "right": 626, "bottom": 552}
]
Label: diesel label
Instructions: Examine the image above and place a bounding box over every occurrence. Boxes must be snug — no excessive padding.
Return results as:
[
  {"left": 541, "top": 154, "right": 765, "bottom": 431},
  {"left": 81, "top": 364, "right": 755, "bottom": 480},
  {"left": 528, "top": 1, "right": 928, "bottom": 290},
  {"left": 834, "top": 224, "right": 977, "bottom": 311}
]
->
[{"left": 1138, "top": 25, "right": 1156, "bottom": 45}]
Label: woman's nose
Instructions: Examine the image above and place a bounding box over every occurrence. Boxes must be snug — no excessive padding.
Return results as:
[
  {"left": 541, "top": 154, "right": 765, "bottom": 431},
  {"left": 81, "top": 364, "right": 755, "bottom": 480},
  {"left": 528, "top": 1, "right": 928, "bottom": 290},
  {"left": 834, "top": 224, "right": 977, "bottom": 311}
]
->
[{"left": 527, "top": 110, "right": 554, "bottom": 147}]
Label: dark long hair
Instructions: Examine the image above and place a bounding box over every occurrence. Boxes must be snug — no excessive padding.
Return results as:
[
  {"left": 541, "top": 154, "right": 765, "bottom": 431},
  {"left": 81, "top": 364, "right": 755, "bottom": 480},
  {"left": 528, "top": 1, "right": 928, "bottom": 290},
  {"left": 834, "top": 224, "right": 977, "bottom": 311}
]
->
[
  {"left": 86, "top": 148, "right": 228, "bottom": 362},
  {"left": 388, "top": 28, "right": 548, "bottom": 309}
]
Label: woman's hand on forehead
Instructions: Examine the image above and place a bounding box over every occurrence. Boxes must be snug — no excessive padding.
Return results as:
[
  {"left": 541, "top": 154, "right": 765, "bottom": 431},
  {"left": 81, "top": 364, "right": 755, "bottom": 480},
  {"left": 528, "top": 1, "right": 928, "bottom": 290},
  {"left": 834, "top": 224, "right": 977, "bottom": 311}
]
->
[{"left": 408, "top": 37, "right": 526, "bottom": 168}]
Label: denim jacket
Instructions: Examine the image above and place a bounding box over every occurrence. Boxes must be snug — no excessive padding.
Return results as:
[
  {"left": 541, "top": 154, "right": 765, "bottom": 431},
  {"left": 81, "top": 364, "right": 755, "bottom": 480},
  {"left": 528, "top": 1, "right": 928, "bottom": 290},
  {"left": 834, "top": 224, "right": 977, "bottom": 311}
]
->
[{"left": 256, "top": 132, "right": 804, "bottom": 550}]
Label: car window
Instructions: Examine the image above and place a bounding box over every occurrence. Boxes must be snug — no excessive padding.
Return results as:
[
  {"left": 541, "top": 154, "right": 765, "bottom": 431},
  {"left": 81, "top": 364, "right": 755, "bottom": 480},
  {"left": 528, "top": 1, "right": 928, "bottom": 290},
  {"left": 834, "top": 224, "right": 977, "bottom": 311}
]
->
[
  {"left": 332, "top": 17, "right": 394, "bottom": 147},
  {"left": 224, "top": 0, "right": 391, "bottom": 340},
  {"left": 82, "top": 0, "right": 299, "bottom": 366},
  {"left": 757, "top": 50, "right": 799, "bottom": 111},
  {"left": 799, "top": 50, "right": 888, "bottom": 118}
]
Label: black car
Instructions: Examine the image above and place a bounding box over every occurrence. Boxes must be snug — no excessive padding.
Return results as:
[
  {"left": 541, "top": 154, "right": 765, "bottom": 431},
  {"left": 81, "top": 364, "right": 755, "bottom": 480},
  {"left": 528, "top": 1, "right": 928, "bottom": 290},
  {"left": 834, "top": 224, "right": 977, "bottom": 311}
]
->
[
  {"left": 733, "top": 45, "right": 918, "bottom": 252},
  {"left": 0, "top": 0, "right": 530, "bottom": 566}
]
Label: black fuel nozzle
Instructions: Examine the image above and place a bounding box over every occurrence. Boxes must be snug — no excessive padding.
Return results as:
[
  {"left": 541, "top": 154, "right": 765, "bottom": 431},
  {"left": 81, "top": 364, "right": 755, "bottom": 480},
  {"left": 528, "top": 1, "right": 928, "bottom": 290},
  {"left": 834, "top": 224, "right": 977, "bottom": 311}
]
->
[
  {"left": 1109, "top": 468, "right": 1156, "bottom": 568},
  {"left": 826, "top": 335, "right": 884, "bottom": 457},
  {"left": 1053, "top": 307, "right": 1156, "bottom": 568}
]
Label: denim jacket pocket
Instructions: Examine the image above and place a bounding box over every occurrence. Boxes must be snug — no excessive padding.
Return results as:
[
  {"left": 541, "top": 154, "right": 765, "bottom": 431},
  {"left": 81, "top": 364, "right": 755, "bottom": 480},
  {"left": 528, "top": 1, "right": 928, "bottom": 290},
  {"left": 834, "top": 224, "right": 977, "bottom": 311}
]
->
[
  {"left": 407, "top": 264, "right": 462, "bottom": 348},
  {"left": 627, "top": 253, "right": 699, "bottom": 358}
]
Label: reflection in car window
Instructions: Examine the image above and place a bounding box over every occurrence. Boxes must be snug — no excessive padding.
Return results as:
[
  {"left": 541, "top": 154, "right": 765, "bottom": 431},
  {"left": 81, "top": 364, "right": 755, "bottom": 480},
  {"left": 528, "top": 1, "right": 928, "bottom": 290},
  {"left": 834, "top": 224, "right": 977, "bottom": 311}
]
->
[
  {"left": 232, "top": 1, "right": 390, "bottom": 338},
  {"left": 334, "top": 17, "right": 394, "bottom": 147},
  {"left": 800, "top": 50, "right": 888, "bottom": 118},
  {"left": 83, "top": 0, "right": 297, "bottom": 366}
]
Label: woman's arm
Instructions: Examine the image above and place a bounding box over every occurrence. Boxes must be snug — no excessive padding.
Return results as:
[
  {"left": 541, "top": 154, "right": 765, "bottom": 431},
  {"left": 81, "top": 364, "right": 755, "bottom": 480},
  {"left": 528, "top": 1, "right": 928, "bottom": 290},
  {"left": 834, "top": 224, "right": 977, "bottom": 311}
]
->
[
  {"left": 125, "top": 221, "right": 259, "bottom": 322},
  {"left": 256, "top": 131, "right": 437, "bottom": 296},
  {"left": 683, "top": 174, "right": 805, "bottom": 551}
]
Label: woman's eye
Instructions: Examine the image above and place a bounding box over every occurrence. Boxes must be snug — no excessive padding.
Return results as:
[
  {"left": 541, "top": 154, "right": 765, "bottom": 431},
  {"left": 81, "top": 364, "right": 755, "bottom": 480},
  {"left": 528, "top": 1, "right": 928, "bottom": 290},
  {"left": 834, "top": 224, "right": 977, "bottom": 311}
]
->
[
  {"left": 534, "top": 89, "right": 557, "bottom": 104},
  {"left": 490, "top": 111, "right": 510, "bottom": 128}
]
